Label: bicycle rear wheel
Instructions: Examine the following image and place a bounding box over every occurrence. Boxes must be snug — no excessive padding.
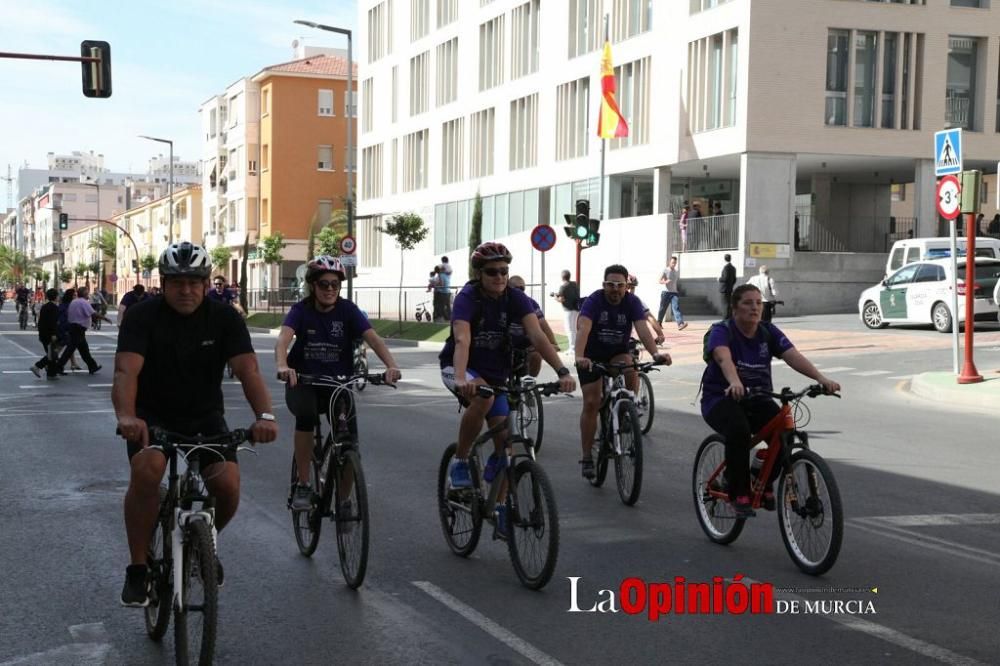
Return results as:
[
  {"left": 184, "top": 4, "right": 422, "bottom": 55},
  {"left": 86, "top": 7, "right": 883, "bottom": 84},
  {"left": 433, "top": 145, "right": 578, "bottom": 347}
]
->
[
  {"left": 333, "top": 449, "right": 370, "bottom": 589},
  {"left": 436, "top": 443, "right": 483, "bottom": 557},
  {"left": 507, "top": 460, "right": 559, "bottom": 590},
  {"left": 515, "top": 388, "right": 544, "bottom": 453},
  {"left": 636, "top": 373, "right": 655, "bottom": 435},
  {"left": 144, "top": 488, "right": 171, "bottom": 640},
  {"left": 290, "top": 456, "right": 322, "bottom": 557},
  {"left": 614, "top": 402, "right": 643, "bottom": 506},
  {"left": 354, "top": 348, "right": 369, "bottom": 391},
  {"left": 173, "top": 519, "right": 217, "bottom": 666},
  {"left": 692, "top": 435, "right": 745, "bottom": 544},
  {"left": 778, "top": 449, "right": 843, "bottom": 576}
]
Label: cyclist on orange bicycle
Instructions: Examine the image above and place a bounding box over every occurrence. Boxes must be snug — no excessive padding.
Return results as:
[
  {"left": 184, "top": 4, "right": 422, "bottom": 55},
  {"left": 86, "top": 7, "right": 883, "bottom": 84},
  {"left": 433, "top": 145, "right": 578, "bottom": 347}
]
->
[{"left": 701, "top": 284, "right": 840, "bottom": 517}]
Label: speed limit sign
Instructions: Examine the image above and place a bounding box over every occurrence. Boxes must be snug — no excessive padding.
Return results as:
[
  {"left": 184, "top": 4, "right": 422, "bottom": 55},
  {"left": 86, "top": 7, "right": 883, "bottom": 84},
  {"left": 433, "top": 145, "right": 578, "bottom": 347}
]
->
[
  {"left": 936, "top": 175, "right": 961, "bottom": 220},
  {"left": 339, "top": 235, "right": 356, "bottom": 254}
]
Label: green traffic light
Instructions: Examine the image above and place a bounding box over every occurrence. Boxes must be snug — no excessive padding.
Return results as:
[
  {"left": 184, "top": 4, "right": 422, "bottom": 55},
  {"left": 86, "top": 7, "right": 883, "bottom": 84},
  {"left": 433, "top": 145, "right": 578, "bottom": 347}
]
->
[{"left": 575, "top": 224, "right": 589, "bottom": 239}]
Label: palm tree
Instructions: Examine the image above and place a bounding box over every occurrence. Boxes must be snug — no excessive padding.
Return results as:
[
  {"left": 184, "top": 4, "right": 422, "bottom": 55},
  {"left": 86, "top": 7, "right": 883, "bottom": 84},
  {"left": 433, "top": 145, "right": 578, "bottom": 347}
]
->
[
  {"left": 0, "top": 246, "right": 40, "bottom": 284},
  {"left": 74, "top": 262, "right": 89, "bottom": 287},
  {"left": 88, "top": 228, "right": 117, "bottom": 291}
]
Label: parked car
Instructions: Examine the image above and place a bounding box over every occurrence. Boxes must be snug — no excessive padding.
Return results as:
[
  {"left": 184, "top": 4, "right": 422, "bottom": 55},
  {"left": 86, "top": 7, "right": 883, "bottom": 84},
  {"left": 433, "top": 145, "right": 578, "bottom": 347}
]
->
[
  {"left": 859, "top": 258, "right": 1000, "bottom": 333},
  {"left": 885, "top": 236, "right": 1000, "bottom": 277},
  {"left": 993, "top": 279, "right": 1000, "bottom": 323}
]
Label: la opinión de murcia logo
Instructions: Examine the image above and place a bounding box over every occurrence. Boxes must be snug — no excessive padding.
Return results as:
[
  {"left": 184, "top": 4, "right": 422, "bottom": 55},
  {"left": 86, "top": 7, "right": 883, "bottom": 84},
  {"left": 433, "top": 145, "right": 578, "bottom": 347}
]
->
[{"left": 567, "top": 576, "right": 877, "bottom": 618}]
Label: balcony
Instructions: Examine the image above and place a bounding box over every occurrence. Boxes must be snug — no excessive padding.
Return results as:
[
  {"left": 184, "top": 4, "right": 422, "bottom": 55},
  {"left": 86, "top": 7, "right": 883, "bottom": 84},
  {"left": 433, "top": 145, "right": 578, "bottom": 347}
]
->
[{"left": 945, "top": 95, "right": 970, "bottom": 129}]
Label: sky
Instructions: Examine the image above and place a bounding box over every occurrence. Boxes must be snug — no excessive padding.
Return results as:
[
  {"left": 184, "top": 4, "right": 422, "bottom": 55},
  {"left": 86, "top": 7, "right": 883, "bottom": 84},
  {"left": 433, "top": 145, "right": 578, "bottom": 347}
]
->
[{"left": 0, "top": 0, "right": 358, "bottom": 193}]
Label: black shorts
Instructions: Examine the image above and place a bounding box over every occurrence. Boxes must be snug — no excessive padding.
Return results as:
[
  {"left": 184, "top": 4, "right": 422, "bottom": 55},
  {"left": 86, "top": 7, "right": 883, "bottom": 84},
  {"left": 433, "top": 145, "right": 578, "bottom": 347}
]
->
[
  {"left": 285, "top": 382, "right": 358, "bottom": 435},
  {"left": 576, "top": 353, "right": 629, "bottom": 386},
  {"left": 126, "top": 412, "right": 236, "bottom": 465}
]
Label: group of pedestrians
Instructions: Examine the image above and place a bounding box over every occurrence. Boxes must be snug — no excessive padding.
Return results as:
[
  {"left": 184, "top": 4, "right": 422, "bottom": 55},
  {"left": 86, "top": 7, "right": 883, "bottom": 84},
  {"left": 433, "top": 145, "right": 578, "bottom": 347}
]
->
[
  {"left": 426, "top": 255, "right": 453, "bottom": 322},
  {"left": 30, "top": 286, "right": 110, "bottom": 379}
]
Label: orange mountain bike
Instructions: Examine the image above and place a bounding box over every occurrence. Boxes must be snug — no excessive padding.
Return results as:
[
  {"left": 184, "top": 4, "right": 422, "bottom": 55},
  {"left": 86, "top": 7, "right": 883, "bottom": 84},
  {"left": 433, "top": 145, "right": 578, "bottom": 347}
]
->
[{"left": 692, "top": 385, "right": 843, "bottom": 575}]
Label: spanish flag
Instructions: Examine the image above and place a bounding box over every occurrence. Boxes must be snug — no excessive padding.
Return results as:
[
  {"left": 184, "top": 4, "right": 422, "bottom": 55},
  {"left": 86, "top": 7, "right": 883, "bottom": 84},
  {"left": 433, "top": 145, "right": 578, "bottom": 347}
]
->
[{"left": 597, "top": 40, "right": 629, "bottom": 139}]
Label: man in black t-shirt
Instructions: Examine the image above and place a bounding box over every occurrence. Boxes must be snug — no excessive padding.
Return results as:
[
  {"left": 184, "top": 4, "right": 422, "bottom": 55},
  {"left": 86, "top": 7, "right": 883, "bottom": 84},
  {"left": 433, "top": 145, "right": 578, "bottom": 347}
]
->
[
  {"left": 113, "top": 242, "right": 278, "bottom": 607},
  {"left": 554, "top": 269, "right": 580, "bottom": 352},
  {"left": 116, "top": 284, "right": 147, "bottom": 326}
]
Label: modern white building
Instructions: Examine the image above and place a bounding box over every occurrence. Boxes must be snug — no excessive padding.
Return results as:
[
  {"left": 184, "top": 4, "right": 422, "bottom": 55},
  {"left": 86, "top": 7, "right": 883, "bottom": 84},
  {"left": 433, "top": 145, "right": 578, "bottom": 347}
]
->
[{"left": 357, "top": 0, "right": 1000, "bottom": 314}]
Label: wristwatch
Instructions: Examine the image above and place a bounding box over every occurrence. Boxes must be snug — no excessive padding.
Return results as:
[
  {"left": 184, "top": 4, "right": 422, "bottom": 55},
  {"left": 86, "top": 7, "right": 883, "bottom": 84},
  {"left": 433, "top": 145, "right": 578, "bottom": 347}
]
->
[
  {"left": 556, "top": 367, "right": 571, "bottom": 378},
  {"left": 257, "top": 413, "right": 276, "bottom": 422}
]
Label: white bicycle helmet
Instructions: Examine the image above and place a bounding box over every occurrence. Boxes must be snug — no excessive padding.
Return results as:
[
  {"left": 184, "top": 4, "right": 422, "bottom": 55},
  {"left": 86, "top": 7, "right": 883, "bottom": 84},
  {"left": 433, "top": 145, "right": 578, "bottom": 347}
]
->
[
  {"left": 306, "top": 255, "right": 346, "bottom": 281},
  {"left": 158, "top": 241, "right": 212, "bottom": 278}
]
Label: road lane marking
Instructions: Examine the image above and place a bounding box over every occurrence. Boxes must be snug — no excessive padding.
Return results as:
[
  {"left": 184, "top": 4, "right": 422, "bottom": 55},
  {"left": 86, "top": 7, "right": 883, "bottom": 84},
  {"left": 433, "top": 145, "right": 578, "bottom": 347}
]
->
[
  {"left": 0, "top": 643, "right": 111, "bottom": 666},
  {"left": 68, "top": 622, "right": 108, "bottom": 642},
  {"left": 812, "top": 366, "right": 855, "bottom": 373},
  {"left": 850, "top": 519, "right": 1000, "bottom": 567},
  {"left": 850, "top": 370, "right": 891, "bottom": 376},
  {"left": 413, "top": 581, "right": 564, "bottom": 666},
  {"left": 862, "top": 513, "right": 1000, "bottom": 527},
  {"left": 2, "top": 370, "right": 33, "bottom": 374},
  {"left": 87, "top": 384, "right": 113, "bottom": 388},
  {"left": 18, "top": 385, "right": 52, "bottom": 389},
  {"left": 887, "top": 375, "right": 913, "bottom": 380},
  {"left": 0, "top": 335, "right": 38, "bottom": 356}
]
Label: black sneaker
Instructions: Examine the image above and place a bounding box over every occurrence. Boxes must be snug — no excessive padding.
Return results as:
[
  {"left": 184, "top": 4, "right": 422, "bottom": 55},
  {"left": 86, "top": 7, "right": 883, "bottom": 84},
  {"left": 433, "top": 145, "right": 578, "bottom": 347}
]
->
[
  {"left": 30, "top": 365, "right": 41, "bottom": 378},
  {"left": 120, "top": 564, "right": 150, "bottom": 607},
  {"left": 88, "top": 365, "right": 103, "bottom": 375},
  {"left": 580, "top": 458, "right": 595, "bottom": 480},
  {"left": 762, "top": 488, "right": 776, "bottom": 511}
]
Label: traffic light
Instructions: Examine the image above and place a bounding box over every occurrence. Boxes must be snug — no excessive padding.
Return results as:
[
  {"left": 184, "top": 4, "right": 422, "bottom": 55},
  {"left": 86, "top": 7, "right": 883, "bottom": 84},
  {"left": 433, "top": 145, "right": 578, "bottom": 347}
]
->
[
  {"left": 574, "top": 199, "right": 590, "bottom": 240},
  {"left": 59, "top": 213, "right": 69, "bottom": 230},
  {"left": 586, "top": 217, "right": 601, "bottom": 246},
  {"left": 81, "top": 40, "right": 112, "bottom": 98}
]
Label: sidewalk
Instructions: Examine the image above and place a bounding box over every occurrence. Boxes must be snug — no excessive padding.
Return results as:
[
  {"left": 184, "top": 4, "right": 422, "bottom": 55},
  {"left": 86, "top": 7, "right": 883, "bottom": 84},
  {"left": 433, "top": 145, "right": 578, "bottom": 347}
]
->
[{"left": 909, "top": 371, "right": 1000, "bottom": 411}]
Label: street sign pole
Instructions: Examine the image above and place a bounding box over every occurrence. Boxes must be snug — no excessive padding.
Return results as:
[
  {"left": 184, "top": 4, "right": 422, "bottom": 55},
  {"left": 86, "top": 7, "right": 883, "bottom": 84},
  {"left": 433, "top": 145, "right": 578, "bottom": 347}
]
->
[
  {"left": 936, "top": 172, "right": 962, "bottom": 374},
  {"left": 957, "top": 170, "right": 984, "bottom": 384}
]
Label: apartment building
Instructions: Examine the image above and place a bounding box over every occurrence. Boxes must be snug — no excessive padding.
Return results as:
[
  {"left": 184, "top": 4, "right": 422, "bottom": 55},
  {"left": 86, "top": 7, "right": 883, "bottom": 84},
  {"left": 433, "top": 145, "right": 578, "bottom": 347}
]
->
[
  {"left": 358, "top": 0, "right": 1000, "bottom": 314},
  {"left": 63, "top": 224, "right": 109, "bottom": 289}
]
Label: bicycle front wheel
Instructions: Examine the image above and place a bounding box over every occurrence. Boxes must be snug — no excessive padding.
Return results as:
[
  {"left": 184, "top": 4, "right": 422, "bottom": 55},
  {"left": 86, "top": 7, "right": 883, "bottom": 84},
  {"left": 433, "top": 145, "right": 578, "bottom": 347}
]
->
[
  {"left": 290, "top": 457, "right": 322, "bottom": 557},
  {"left": 173, "top": 519, "right": 217, "bottom": 666},
  {"left": 636, "top": 373, "right": 655, "bottom": 435},
  {"left": 144, "top": 487, "right": 171, "bottom": 640},
  {"left": 692, "top": 435, "right": 745, "bottom": 544},
  {"left": 507, "top": 460, "right": 559, "bottom": 590},
  {"left": 589, "top": 410, "right": 610, "bottom": 488},
  {"left": 333, "top": 449, "right": 370, "bottom": 589},
  {"left": 436, "top": 443, "right": 483, "bottom": 557},
  {"left": 778, "top": 449, "right": 844, "bottom": 576},
  {"left": 515, "top": 388, "right": 544, "bottom": 453},
  {"left": 614, "top": 402, "right": 643, "bottom": 506}
]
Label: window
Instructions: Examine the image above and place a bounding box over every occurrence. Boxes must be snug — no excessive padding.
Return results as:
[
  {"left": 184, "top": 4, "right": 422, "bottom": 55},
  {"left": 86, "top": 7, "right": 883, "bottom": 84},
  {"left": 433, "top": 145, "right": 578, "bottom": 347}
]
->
[
  {"left": 248, "top": 159, "right": 257, "bottom": 176},
  {"left": 392, "top": 138, "right": 399, "bottom": 194},
  {"left": 509, "top": 94, "right": 538, "bottom": 170},
  {"left": 318, "top": 89, "right": 334, "bottom": 116},
  {"left": 262, "top": 145, "right": 269, "bottom": 170},
  {"left": 360, "top": 217, "right": 383, "bottom": 268},
  {"left": 209, "top": 108, "right": 217, "bottom": 138},
  {"left": 362, "top": 79, "right": 374, "bottom": 133},
  {"left": 229, "top": 94, "right": 240, "bottom": 128},
  {"left": 688, "top": 28, "right": 739, "bottom": 132},
  {"left": 479, "top": 14, "right": 505, "bottom": 91},
  {"left": 947, "top": 36, "right": 979, "bottom": 130},
  {"left": 914, "top": 263, "right": 944, "bottom": 283},
  {"left": 556, "top": 77, "right": 590, "bottom": 160},
  {"left": 612, "top": 57, "right": 651, "bottom": 149},
  {"left": 569, "top": 0, "right": 602, "bottom": 58},
  {"left": 437, "top": 0, "right": 458, "bottom": 27},
  {"left": 261, "top": 89, "right": 269, "bottom": 115},
  {"left": 853, "top": 32, "right": 877, "bottom": 128},
  {"left": 612, "top": 0, "right": 652, "bottom": 42},
  {"left": 469, "top": 108, "right": 495, "bottom": 178},
  {"left": 951, "top": 0, "right": 984, "bottom": 6},
  {"left": 436, "top": 38, "right": 459, "bottom": 107},
  {"left": 261, "top": 200, "right": 268, "bottom": 226},
  {"left": 62, "top": 193, "right": 77, "bottom": 202},
  {"left": 825, "top": 30, "right": 849, "bottom": 126},
  {"left": 442, "top": 117, "right": 465, "bottom": 184},
  {"left": 881, "top": 33, "right": 898, "bottom": 128},
  {"left": 410, "top": 51, "right": 430, "bottom": 115},
  {"left": 690, "top": 0, "right": 733, "bottom": 11},
  {"left": 511, "top": 1, "right": 540, "bottom": 80},
  {"left": 367, "top": 0, "right": 395, "bottom": 63},
  {"left": 411, "top": 0, "right": 430, "bottom": 41},
  {"left": 392, "top": 66, "right": 399, "bottom": 123},
  {"left": 363, "top": 144, "right": 383, "bottom": 200},
  {"left": 318, "top": 145, "right": 334, "bottom": 171},
  {"left": 403, "top": 129, "right": 429, "bottom": 191}
]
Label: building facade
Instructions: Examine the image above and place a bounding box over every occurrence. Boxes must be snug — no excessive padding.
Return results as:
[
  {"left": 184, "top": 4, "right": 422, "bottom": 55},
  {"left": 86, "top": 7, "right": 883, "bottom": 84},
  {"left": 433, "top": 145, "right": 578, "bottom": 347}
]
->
[{"left": 357, "top": 0, "right": 1000, "bottom": 315}]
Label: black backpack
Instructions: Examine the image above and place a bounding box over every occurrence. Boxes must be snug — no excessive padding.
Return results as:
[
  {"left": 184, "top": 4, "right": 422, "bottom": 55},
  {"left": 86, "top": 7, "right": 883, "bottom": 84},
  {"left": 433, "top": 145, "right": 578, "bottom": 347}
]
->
[{"left": 702, "top": 319, "right": 779, "bottom": 363}]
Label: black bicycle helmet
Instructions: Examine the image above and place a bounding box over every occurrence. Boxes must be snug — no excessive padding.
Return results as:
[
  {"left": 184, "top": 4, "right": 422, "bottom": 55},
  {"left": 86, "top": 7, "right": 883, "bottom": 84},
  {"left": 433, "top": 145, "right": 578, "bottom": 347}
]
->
[{"left": 158, "top": 241, "right": 212, "bottom": 278}]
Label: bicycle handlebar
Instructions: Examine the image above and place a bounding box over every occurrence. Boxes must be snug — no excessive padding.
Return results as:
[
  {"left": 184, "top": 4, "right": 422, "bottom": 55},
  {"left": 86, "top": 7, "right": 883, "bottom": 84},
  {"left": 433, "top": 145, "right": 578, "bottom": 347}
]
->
[
  {"left": 147, "top": 427, "right": 254, "bottom": 451},
  {"left": 746, "top": 384, "right": 841, "bottom": 403},
  {"left": 589, "top": 360, "right": 663, "bottom": 375},
  {"left": 476, "top": 381, "right": 566, "bottom": 399},
  {"left": 295, "top": 372, "right": 397, "bottom": 389}
]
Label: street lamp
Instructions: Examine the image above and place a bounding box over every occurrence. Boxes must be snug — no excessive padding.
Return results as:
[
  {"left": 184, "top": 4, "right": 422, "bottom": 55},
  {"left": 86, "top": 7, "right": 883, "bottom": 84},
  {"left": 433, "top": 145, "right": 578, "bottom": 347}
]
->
[
  {"left": 138, "top": 134, "right": 174, "bottom": 244},
  {"left": 293, "top": 19, "right": 355, "bottom": 300}
]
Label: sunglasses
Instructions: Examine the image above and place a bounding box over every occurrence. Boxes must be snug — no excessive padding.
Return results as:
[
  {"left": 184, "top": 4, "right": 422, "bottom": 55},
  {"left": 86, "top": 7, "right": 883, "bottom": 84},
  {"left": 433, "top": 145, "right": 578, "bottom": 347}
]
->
[
  {"left": 603, "top": 281, "right": 627, "bottom": 289},
  {"left": 481, "top": 267, "right": 509, "bottom": 277},
  {"left": 315, "top": 279, "right": 341, "bottom": 290}
]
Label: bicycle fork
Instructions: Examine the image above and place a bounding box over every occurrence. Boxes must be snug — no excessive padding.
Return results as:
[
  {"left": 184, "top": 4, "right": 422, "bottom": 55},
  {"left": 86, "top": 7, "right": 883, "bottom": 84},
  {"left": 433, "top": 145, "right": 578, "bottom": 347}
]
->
[{"left": 171, "top": 509, "right": 215, "bottom": 610}]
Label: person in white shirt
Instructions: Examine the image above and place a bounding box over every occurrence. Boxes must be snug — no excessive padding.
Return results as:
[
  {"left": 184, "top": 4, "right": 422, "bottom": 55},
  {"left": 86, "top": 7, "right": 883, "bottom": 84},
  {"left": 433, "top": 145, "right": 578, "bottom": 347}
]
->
[{"left": 747, "top": 265, "right": 779, "bottom": 322}]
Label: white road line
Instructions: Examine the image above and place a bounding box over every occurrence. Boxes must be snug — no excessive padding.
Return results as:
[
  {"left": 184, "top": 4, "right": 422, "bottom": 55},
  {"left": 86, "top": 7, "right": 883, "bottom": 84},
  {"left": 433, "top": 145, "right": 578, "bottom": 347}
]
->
[
  {"left": 398, "top": 377, "right": 427, "bottom": 384},
  {"left": 850, "top": 370, "right": 891, "bottom": 376},
  {"left": 850, "top": 519, "right": 1000, "bottom": 567},
  {"left": 0, "top": 336, "right": 39, "bottom": 356},
  {"left": 888, "top": 375, "right": 913, "bottom": 380},
  {"left": 68, "top": 622, "right": 108, "bottom": 642},
  {"left": 87, "top": 384, "right": 113, "bottom": 388},
  {"left": 18, "top": 385, "right": 52, "bottom": 389},
  {"left": 0, "top": 643, "right": 111, "bottom": 666},
  {"left": 813, "top": 366, "right": 855, "bottom": 373},
  {"left": 413, "top": 581, "right": 565, "bottom": 666},
  {"left": 860, "top": 513, "right": 1000, "bottom": 527},
  {"left": 2, "top": 370, "right": 33, "bottom": 374}
]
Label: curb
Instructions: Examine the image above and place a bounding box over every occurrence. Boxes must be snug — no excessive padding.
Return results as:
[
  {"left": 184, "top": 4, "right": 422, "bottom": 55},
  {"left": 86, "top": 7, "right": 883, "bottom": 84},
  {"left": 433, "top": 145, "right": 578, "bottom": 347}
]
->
[
  {"left": 248, "top": 327, "right": 281, "bottom": 335},
  {"left": 384, "top": 338, "right": 445, "bottom": 350},
  {"left": 908, "top": 371, "right": 1000, "bottom": 410}
]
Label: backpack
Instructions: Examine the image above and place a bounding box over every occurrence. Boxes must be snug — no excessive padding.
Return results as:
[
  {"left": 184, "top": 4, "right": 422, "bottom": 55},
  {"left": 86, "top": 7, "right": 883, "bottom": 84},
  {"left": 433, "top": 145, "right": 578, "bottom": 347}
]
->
[{"left": 702, "top": 319, "right": 779, "bottom": 363}]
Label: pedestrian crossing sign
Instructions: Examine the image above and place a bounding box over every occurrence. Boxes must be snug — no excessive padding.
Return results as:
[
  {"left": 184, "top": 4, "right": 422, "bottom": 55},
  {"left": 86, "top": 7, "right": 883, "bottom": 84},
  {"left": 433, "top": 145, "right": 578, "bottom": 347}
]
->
[{"left": 934, "top": 128, "right": 962, "bottom": 176}]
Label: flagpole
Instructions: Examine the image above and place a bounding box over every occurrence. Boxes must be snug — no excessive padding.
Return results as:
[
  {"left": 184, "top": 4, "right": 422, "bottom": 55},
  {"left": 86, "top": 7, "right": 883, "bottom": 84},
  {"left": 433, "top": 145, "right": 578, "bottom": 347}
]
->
[{"left": 599, "top": 14, "right": 609, "bottom": 223}]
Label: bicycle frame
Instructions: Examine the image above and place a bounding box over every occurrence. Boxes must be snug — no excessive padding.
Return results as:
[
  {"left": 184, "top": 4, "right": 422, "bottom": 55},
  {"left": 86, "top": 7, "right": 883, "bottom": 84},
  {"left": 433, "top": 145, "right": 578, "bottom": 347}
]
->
[
  {"left": 599, "top": 373, "right": 636, "bottom": 456},
  {"left": 166, "top": 453, "right": 216, "bottom": 611}
]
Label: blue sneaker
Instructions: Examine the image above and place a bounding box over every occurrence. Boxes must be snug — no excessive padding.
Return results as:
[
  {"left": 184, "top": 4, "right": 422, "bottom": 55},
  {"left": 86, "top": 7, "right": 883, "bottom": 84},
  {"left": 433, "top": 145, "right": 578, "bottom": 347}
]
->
[
  {"left": 494, "top": 504, "right": 509, "bottom": 540},
  {"left": 482, "top": 453, "right": 506, "bottom": 483},
  {"left": 449, "top": 459, "right": 472, "bottom": 489}
]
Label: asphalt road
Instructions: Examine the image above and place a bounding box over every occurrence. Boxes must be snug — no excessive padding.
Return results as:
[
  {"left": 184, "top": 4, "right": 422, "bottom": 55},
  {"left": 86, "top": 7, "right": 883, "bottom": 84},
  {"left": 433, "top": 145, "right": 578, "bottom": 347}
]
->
[{"left": 0, "top": 308, "right": 997, "bottom": 665}]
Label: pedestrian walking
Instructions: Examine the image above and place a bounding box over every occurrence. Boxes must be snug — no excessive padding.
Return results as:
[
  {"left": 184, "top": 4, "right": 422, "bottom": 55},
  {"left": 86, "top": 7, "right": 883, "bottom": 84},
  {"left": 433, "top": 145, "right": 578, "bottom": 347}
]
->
[
  {"left": 678, "top": 202, "right": 690, "bottom": 252},
  {"left": 54, "top": 286, "right": 104, "bottom": 374},
  {"left": 656, "top": 256, "right": 688, "bottom": 330},
  {"left": 747, "top": 265, "right": 779, "bottom": 322},
  {"left": 55, "top": 289, "right": 82, "bottom": 372},
  {"left": 30, "top": 288, "right": 61, "bottom": 380},
  {"left": 553, "top": 269, "right": 581, "bottom": 351},
  {"left": 719, "top": 253, "right": 737, "bottom": 318}
]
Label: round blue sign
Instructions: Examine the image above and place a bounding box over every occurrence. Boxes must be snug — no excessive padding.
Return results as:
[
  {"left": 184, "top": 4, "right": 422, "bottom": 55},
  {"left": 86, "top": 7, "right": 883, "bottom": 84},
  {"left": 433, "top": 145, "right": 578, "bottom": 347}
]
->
[{"left": 530, "top": 225, "right": 556, "bottom": 252}]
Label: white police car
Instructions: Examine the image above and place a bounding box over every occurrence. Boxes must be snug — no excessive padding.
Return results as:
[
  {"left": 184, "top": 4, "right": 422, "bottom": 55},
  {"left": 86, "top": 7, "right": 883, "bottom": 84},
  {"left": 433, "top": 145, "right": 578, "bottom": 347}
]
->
[{"left": 858, "top": 258, "right": 1000, "bottom": 333}]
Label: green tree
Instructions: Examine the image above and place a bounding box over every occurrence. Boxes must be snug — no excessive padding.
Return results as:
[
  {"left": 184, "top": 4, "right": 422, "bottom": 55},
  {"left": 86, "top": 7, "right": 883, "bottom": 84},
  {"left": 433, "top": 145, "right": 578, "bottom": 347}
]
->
[
  {"left": 88, "top": 228, "right": 117, "bottom": 290},
  {"left": 468, "top": 192, "right": 483, "bottom": 279},
  {"left": 140, "top": 254, "right": 157, "bottom": 273},
  {"left": 40, "top": 270, "right": 51, "bottom": 287},
  {"left": 378, "top": 212, "right": 430, "bottom": 332},
  {"left": 259, "top": 231, "right": 287, "bottom": 294},
  {"left": 314, "top": 226, "right": 342, "bottom": 256},
  {"left": 239, "top": 234, "right": 249, "bottom": 312},
  {"left": 209, "top": 246, "right": 232, "bottom": 277},
  {"left": 59, "top": 268, "right": 73, "bottom": 284},
  {"left": 74, "top": 262, "right": 89, "bottom": 287},
  {"left": 0, "top": 246, "right": 40, "bottom": 283},
  {"left": 88, "top": 261, "right": 102, "bottom": 289}
]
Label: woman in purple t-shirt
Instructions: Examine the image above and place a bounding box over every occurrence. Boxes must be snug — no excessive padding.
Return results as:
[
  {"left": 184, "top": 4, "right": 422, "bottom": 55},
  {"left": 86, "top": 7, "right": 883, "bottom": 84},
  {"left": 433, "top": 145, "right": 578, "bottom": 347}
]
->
[
  {"left": 701, "top": 284, "right": 840, "bottom": 517},
  {"left": 275, "top": 256, "right": 402, "bottom": 510}
]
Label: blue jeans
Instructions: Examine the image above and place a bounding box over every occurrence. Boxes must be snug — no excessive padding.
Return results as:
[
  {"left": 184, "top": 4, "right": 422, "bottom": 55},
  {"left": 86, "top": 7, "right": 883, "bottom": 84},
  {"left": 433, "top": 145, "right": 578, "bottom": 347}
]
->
[{"left": 657, "top": 291, "right": 684, "bottom": 325}]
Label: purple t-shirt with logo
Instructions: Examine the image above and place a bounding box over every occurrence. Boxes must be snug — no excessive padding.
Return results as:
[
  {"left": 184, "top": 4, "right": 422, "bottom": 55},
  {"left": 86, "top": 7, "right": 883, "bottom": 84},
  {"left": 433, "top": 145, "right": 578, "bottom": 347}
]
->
[
  {"left": 509, "top": 295, "right": 544, "bottom": 350},
  {"left": 207, "top": 287, "right": 236, "bottom": 305},
  {"left": 700, "top": 321, "right": 794, "bottom": 417},
  {"left": 579, "top": 289, "right": 646, "bottom": 360},
  {"left": 439, "top": 282, "right": 534, "bottom": 384},
  {"left": 283, "top": 299, "right": 371, "bottom": 376}
]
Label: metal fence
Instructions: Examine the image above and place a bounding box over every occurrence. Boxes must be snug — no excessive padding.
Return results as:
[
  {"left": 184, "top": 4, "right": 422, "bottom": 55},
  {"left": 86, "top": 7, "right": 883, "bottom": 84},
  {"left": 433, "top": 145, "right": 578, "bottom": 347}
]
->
[
  {"left": 683, "top": 214, "right": 740, "bottom": 252},
  {"left": 796, "top": 214, "right": 916, "bottom": 253}
]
